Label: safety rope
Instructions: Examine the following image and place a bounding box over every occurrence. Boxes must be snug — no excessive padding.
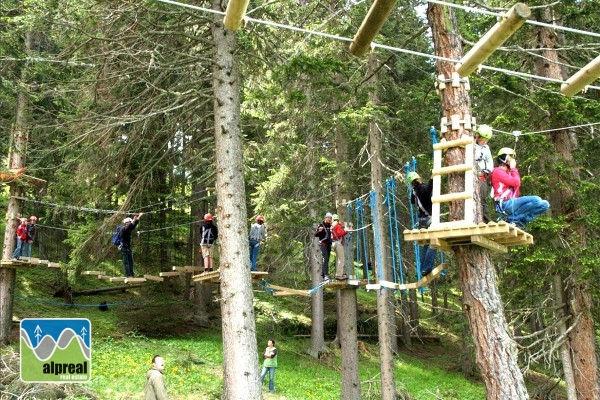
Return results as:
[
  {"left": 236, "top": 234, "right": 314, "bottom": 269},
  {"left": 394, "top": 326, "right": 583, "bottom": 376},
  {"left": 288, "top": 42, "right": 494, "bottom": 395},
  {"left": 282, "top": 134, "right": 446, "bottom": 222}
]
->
[
  {"left": 369, "top": 190, "right": 384, "bottom": 285},
  {"left": 385, "top": 177, "right": 404, "bottom": 286},
  {"left": 355, "top": 198, "right": 371, "bottom": 285}
]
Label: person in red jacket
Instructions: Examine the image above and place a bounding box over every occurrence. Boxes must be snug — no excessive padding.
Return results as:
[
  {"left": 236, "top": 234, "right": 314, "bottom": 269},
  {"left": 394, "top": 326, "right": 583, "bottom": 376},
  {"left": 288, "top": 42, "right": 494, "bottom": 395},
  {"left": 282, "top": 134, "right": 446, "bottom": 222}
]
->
[
  {"left": 12, "top": 218, "right": 28, "bottom": 260},
  {"left": 331, "top": 214, "right": 349, "bottom": 280},
  {"left": 490, "top": 147, "right": 549, "bottom": 228}
]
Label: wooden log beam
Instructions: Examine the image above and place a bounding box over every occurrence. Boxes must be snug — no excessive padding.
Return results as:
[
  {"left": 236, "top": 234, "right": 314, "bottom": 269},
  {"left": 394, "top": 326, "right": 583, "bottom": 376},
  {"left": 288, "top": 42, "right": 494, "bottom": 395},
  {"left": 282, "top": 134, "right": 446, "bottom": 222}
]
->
[
  {"left": 561, "top": 54, "right": 600, "bottom": 97},
  {"left": 456, "top": 3, "right": 531, "bottom": 77},
  {"left": 223, "top": 0, "right": 250, "bottom": 31},
  {"left": 72, "top": 285, "right": 141, "bottom": 297},
  {"left": 349, "top": 0, "right": 397, "bottom": 57}
]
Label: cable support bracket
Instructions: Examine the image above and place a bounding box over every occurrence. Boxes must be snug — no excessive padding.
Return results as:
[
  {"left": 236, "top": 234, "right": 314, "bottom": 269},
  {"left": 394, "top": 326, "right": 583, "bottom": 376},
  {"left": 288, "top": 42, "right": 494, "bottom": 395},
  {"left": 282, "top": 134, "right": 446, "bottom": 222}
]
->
[
  {"left": 435, "top": 72, "right": 470, "bottom": 94},
  {"left": 440, "top": 115, "right": 476, "bottom": 134}
]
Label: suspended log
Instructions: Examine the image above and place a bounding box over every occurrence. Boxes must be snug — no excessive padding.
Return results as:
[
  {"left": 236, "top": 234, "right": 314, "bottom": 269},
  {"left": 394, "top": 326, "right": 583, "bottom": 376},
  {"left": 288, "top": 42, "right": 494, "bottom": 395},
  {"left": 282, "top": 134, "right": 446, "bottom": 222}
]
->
[
  {"left": 561, "top": 55, "right": 600, "bottom": 97},
  {"left": 456, "top": 3, "right": 530, "bottom": 77},
  {"left": 223, "top": 0, "right": 250, "bottom": 31},
  {"left": 71, "top": 285, "right": 142, "bottom": 297},
  {"left": 349, "top": 0, "right": 397, "bottom": 57}
]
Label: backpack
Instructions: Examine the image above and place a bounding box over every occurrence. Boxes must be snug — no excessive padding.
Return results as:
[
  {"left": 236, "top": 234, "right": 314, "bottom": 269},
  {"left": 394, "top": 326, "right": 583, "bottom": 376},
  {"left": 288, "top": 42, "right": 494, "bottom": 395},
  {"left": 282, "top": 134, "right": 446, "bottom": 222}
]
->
[{"left": 111, "top": 225, "right": 123, "bottom": 247}]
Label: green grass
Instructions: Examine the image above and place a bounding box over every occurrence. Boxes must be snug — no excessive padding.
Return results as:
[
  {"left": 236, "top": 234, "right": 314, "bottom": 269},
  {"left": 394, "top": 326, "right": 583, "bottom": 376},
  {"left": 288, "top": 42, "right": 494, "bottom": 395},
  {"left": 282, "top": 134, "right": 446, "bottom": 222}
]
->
[{"left": 4, "top": 266, "right": 494, "bottom": 399}]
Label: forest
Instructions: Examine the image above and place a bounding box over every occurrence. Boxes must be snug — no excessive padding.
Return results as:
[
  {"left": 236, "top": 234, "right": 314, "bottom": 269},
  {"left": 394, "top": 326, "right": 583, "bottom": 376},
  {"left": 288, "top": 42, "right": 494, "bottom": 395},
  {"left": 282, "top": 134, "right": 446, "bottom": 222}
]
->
[{"left": 1, "top": 0, "right": 600, "bottom": 399}]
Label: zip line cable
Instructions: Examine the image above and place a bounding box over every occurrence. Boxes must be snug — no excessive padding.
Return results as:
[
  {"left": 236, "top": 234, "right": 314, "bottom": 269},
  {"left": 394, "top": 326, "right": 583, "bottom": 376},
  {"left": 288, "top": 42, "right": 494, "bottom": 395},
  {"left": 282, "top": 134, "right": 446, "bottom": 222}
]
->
[
  {"left": 493, "top": 121, "right": 600, "bottom": 137},
  {"left": 152, "top": 0, "right": 600, "bottom": 92}
]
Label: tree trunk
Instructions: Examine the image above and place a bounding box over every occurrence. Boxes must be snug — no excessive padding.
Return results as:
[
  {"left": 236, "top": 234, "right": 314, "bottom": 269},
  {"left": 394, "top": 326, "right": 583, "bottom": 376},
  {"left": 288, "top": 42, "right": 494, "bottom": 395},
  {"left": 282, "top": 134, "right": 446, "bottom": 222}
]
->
[
  {"left": 1, "top": 31, "right": 34, "bottom": 345},
  {"left": 211, "top": 4, "right": 260, "bottom": 398},
  {"left": 428, "top": 4, "right": 528, "bottom": 398},
  {"left": 339, "top": 288, "right": 360, "bottom": 399},
  {"left": 367, "top": 54, "right": 396, "bottom": 400},
  {"left": 307, "top": 134, "right": 328, "bottom": 358},
  {"left": 331, "top": 75, "right": 361, "bottom": 399},
  {"left": 532, "top": 8, "right": 598, "bottom": 399}
]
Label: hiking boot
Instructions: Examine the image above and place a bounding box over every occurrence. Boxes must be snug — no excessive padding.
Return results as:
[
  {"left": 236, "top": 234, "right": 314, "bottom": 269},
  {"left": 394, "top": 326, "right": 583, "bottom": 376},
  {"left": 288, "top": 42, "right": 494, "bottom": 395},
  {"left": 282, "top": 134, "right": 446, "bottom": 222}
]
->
[
  {"left": 335, "top": 275, "right": 347, "bottom": 281},
  {"left": 322, "top": 275, "right": 330, "bottom": 281}
]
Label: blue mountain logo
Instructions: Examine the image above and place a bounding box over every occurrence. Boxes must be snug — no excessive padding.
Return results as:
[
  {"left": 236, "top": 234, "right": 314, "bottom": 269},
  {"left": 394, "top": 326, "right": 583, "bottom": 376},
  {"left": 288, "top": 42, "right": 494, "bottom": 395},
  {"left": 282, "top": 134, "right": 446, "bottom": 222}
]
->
[{"left": 20, "top": 318, "right": 91, "bottom": 383}]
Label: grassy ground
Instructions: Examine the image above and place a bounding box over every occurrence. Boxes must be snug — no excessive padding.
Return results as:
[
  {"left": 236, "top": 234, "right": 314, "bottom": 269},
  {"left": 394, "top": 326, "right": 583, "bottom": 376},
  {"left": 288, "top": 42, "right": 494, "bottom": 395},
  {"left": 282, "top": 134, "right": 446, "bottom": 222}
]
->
[{"left": 1, "top": 266, "right": 564, "bottom": 399}]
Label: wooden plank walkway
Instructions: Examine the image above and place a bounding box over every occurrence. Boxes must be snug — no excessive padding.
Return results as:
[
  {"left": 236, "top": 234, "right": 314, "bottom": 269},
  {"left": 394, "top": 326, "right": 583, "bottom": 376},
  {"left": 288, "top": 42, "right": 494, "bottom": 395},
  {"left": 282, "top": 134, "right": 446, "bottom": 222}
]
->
[{"left": 403, "top": 221, "right": 533, "bottom": 252}]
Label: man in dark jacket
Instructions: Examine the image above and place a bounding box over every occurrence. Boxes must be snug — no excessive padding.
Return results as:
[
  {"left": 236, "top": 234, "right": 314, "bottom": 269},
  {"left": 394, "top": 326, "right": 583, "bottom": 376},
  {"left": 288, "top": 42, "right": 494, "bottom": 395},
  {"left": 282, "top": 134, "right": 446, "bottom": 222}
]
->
[
  {"left": 200, "top": 213, "right": 218, "bottom": 272},
  {"left": 409, "top": 172, "right": 436, "bottom": 277},
  {"left": 314, "top": 212, "right": 333, "bottom": 281},
  {"left": 120, "top": 213, "right": 143, "bottom": 277}
]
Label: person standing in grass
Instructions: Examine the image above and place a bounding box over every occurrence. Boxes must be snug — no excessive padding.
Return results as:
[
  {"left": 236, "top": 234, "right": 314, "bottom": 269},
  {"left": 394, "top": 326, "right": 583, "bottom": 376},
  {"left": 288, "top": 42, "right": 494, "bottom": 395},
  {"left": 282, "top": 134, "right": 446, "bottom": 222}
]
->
[
  {"left": 145, "top": 355, "right": 168, "bottom": 400},
  {"left": 260, "top": 339, "right": 277, "bottom": 393}
]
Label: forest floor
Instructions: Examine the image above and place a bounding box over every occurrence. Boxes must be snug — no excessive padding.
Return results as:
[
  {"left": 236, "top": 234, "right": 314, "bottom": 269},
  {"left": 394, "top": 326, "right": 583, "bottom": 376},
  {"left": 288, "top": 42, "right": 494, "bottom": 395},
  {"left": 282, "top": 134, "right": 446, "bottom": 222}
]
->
[{"left": 2, "top": 265, "right": 568, "bottom": 399}]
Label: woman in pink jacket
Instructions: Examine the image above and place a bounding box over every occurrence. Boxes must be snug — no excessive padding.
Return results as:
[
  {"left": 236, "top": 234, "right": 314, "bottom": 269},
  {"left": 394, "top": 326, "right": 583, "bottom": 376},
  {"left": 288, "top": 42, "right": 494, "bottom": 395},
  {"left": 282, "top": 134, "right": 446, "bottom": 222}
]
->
[{"left": 490, "top": 147, "right": 549, "bottom": 228}]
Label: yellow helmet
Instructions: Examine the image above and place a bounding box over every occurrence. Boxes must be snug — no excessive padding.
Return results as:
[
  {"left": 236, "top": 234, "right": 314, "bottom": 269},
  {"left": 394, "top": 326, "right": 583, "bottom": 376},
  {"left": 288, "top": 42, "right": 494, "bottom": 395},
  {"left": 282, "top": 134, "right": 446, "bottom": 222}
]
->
[
  {"left": 407, "top": 172, "right": 421, "bottom": 182},
  {"left": 477, "top": 124, "right": 493, "bottom": 139},
  {"left": 497, "top": 147, "right": 515, "bottom": 158}
]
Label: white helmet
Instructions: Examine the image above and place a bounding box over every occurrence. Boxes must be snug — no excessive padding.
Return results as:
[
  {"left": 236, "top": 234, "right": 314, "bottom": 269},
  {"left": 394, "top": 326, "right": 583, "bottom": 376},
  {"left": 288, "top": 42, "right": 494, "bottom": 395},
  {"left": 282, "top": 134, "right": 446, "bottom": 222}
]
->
[{"left": 123, "top": 217, "right": 133, "bottom": 223}]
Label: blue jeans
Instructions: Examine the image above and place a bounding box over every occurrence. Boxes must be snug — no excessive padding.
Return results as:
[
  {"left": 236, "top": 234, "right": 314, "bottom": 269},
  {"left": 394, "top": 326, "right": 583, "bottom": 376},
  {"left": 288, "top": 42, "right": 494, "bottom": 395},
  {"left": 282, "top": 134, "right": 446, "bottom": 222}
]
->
[
  {"left": 501, "top": 196, "right": 549, "bottom": 227},
  {"left": 12, "top": 237, "right": 24, "bottom": 259},
  {"left": 249, "top": 239, "right": 260, "bottom": 271},
  {"left": 121, "top": 245, "right": 134, "bottom": 277},
  {"left": 260, "top": 366, "right": 276, "bottom": 392},
  {"left": 24, "top": 242, "right": 33, "bottom": 258},
  {"left": 420, "top": 245, "right": 437, "bottom": 275}
]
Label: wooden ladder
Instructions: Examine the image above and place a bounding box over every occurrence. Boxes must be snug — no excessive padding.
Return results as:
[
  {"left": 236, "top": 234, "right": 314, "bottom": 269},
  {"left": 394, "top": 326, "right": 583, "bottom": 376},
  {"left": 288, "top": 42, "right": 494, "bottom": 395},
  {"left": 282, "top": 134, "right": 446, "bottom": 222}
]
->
[{"left": 431, "top": 135, "right": 474, "bottom": 227}]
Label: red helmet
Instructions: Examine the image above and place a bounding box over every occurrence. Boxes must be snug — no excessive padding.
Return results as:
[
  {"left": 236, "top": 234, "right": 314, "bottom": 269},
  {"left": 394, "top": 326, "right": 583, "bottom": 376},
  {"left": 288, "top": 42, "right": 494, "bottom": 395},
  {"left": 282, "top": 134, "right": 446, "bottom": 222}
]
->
[
  {"left": 256, "top": 215, "right": 265, "bottom": 222},
  {"left": 204, "top": 213, "right": 213, "bottom": 221},
  {"left": 29, "top": 216, "right": 37, "bottom": 222}
]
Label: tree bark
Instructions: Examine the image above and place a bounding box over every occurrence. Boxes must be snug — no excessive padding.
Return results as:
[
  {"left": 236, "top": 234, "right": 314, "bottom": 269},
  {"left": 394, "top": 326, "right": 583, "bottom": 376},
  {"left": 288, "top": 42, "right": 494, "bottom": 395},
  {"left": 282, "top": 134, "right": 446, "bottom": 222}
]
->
[
  {"left": 428, "top": 4, "right": 528, "bottom": 398},
  {"left": 1, "top": 31, "right": 34, "bottom": 345},
  {"left": 211, "top": 3, "right": 261, "bottom": 398},
  {"left": 307, "top": 134, "right": 328, "bottom": 358},
  {"left": 367, "top": 53, "right": 396, "bottom": 400},
  {"left": 532, "top": 8, "right": 598, "bottom": 399}
]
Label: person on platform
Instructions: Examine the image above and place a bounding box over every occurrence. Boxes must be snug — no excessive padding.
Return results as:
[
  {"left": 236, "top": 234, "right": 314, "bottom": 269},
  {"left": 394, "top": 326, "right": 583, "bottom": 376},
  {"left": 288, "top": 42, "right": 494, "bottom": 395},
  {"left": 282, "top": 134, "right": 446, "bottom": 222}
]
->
[
  {"left": 490, "top": 148, "right": 549, "bottom": 228},
  {"left": 120, "top": 213, "right": 143, "bottom": 278},
  {"left": 409, "top": 172, "right": 437, "bottom": 277},
  {"left": 249, "top": 215, "right": 267, "bottom": 271},
  {"left": 314, "top": 212, "right": 333, "bottom": 281},
  {"left": 474, "top": 125, "right": 494, "bottom": 223},
  {"left": 200, "top": 213, "right": 218, "bottom": 273},
  {"left": 331, "top": 214, "right": 349, "bottom": 280}
]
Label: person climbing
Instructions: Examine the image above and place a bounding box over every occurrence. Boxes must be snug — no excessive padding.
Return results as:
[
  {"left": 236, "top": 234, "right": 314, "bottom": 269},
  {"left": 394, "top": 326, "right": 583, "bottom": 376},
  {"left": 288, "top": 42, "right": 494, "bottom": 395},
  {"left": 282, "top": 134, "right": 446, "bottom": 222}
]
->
[
  {"left": 314, "top": 212, "right": 333, "bottom": 281},
  {"left": 409, "top": 172, "right": 437, "bottom": 277},
  {"left": 474, "top": 124, "right": 494, "bottom": 223},
  {"left": 12, "top": 218, "right": 28, "bottom": 260},
  {"left": 249, "top": 215, "right": 267, "bottom": 271},
  {"left": 490, "top": 147, "right": 549, "bottom": 228},
  {"left": 120, "top": 213, "right": 143, "bottom": 278},
  {"left": 24, "top": 215, "right": 37, "bottom": 258},
  {"left": 200, "top": 213, "right": 218, "bottom": 273},
  {"left": 331, "top": 214, "right": 349, "bottom": 280}
]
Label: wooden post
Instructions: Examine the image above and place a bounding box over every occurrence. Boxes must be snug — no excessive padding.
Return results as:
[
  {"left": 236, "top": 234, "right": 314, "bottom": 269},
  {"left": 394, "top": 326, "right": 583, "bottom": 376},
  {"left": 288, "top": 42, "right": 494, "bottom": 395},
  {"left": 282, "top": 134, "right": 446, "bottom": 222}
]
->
[
  {"left": 455, "top": 3, "right": 530, "bottom": 77},
  {"left": 561, "top": 55, "right": 600, "bottom": 97},
  {"left": 349, "top": 0, "right": 397, "bottom": 57},
  {"left": 223, "top": 0, "right": 250, "bottom": 31}
]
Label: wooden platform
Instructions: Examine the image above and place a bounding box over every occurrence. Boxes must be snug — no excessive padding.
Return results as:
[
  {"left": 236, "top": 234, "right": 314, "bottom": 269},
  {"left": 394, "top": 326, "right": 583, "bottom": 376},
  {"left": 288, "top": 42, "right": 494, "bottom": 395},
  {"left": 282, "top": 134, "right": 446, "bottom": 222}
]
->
[
  {"left": 192, "top": 270, "right": 269, "bottom": 284},
  {"left": 1, "top": 258, "right": 60, "bottom": 269},
  {"left": 403, "top": 221, "right": 533, "bottom": 253}
]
